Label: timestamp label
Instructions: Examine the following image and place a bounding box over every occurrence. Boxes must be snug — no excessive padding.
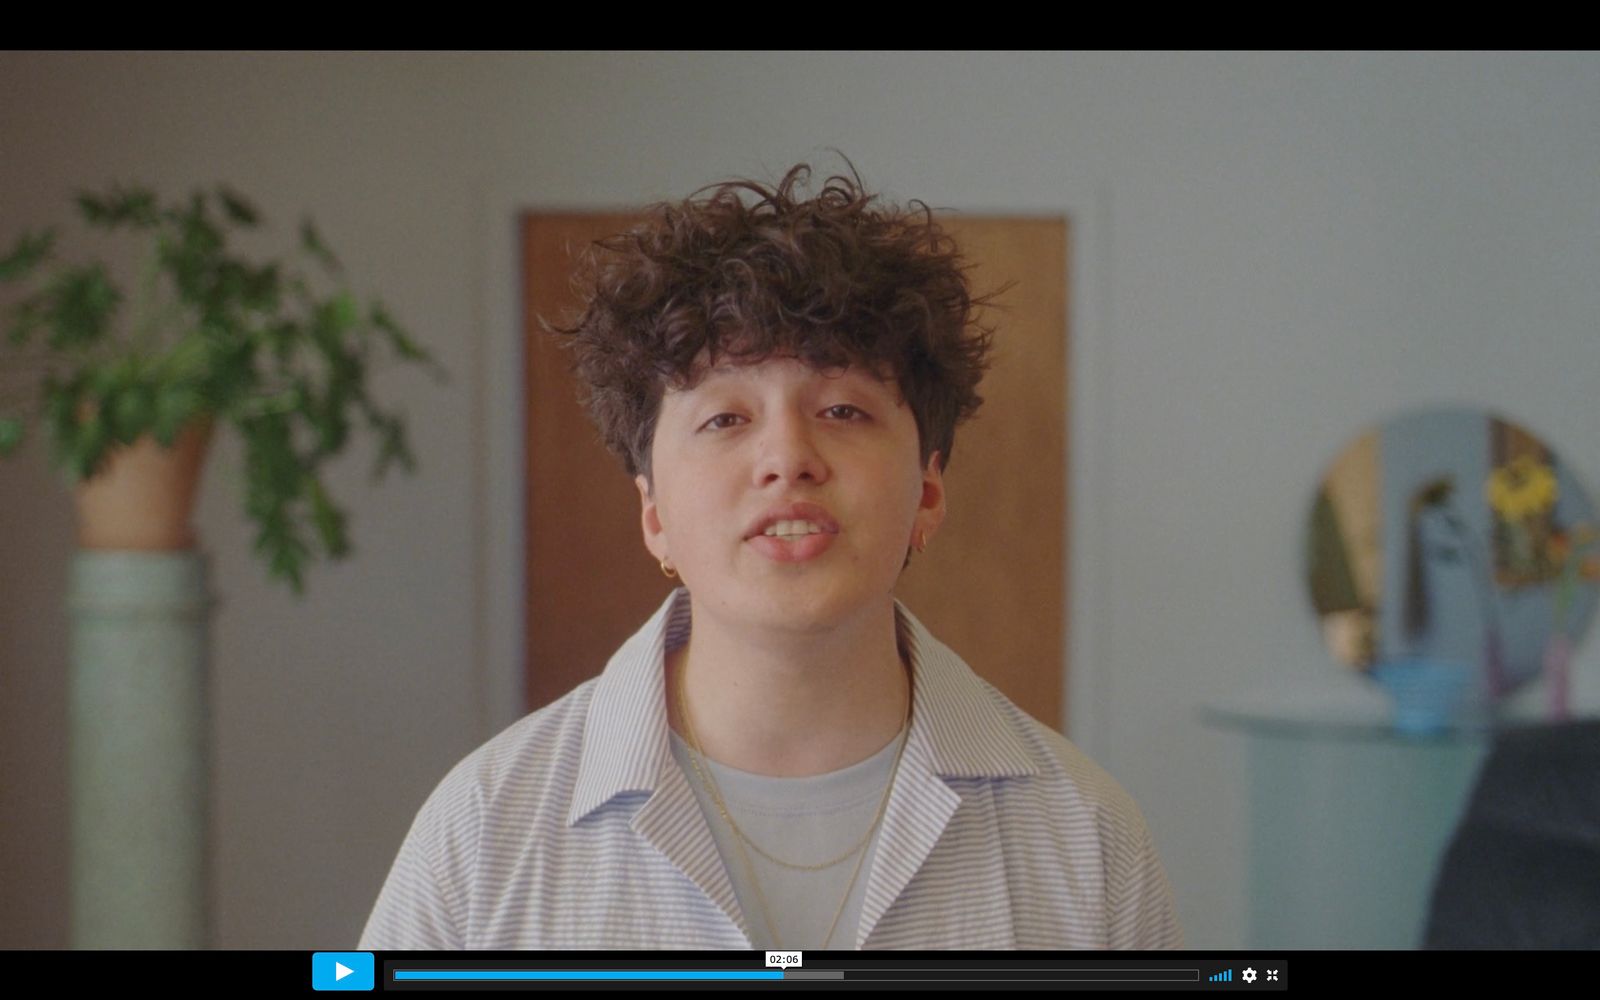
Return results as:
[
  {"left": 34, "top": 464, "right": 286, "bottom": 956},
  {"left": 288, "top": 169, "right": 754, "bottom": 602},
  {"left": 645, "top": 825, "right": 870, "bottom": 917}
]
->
[{"left": 766, "top": 951, "right": 803, "bottom": 969}]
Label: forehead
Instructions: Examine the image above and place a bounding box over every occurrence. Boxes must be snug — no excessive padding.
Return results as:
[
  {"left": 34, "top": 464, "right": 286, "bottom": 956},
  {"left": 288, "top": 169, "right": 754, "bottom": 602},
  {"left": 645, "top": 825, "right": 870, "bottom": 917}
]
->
[{"left": 673, "top": 353, "right": 900, "bottom": 397}]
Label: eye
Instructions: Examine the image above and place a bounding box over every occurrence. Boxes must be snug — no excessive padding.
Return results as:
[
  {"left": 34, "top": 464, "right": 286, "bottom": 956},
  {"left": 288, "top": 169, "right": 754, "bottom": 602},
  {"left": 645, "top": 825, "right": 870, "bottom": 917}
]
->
[
  {"left": 822, "top": 404, "right": 869, "bottom": 421},
  {"left": 700, "top": 412, "right": 747, "bottom": 431}
]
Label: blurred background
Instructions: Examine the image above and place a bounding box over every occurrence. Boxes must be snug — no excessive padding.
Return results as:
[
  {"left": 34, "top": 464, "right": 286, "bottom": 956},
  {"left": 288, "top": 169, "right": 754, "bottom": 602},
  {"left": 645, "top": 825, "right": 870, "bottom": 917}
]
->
[{"left": 3, "top": 52, "right": 1599, "bottom": 950}]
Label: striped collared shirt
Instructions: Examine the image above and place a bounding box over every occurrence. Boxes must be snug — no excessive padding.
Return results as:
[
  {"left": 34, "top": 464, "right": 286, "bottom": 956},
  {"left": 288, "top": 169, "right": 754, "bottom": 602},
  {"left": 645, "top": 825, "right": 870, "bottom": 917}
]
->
[{"left": 360, "top": 588, "right": 1183, "bottom": 949}]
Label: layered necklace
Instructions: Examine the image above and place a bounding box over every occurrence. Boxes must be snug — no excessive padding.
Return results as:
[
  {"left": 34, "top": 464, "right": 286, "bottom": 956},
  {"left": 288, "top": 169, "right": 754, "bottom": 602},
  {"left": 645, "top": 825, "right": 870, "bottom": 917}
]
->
[{"left": 674, "top": 659, "right": 912, "bottom": 950}]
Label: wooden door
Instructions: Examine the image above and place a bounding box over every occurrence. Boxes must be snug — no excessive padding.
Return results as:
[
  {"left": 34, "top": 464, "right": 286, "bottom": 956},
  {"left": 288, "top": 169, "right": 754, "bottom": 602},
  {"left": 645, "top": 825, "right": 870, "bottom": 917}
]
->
[{"left": 523, "top": 214, "right": 1069, "bottom": 729}]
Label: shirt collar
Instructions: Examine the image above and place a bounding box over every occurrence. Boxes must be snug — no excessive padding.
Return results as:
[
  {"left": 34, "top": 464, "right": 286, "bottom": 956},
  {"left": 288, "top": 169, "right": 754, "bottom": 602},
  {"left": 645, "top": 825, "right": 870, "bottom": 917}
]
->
[{"left": 568, "top": 587, "right": 1038, "bottom": 826}]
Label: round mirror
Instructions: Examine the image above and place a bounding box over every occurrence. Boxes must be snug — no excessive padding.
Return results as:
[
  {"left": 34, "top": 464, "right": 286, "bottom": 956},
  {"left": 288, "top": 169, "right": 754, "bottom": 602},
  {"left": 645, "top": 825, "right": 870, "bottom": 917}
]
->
[{"left": 1306, "top": 408, "right": 1600, "bottom": 708}]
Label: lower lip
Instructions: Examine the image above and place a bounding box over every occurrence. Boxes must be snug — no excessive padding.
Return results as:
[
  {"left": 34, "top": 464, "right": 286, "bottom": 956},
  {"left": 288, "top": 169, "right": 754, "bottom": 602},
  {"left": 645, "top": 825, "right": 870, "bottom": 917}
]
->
[{"left": 747, "top": 532, "right": 837, "bottom": 563}]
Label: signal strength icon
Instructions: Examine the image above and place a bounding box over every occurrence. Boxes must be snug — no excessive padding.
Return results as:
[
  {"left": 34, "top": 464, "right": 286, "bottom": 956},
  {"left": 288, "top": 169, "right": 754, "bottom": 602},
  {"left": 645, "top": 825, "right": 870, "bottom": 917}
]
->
[{"left": 1210, "top": 970, "right": 1233, "bottom": 982}]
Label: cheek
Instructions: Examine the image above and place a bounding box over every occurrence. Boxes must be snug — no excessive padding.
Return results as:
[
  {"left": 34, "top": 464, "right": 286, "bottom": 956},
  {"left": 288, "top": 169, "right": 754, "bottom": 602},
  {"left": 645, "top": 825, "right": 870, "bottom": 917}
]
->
[
  {"left": 656, "top": 478, "right": 731, "bottom": 560},
  {"left": 871, "top": 477, "right": 926, "bottom": 562}
]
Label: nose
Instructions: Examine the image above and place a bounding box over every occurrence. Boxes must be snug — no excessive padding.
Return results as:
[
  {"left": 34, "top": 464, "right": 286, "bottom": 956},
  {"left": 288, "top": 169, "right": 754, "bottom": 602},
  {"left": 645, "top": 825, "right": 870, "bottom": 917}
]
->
[{"left": 754, "top": 409, "right": 830, "bottom": 487}]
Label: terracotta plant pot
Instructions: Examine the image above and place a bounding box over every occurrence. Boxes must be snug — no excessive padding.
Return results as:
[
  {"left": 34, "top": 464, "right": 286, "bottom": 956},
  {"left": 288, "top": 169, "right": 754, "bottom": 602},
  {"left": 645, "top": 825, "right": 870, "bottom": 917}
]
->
[{"left": 74, "top": 419, "right": 214, "bottom": 551}]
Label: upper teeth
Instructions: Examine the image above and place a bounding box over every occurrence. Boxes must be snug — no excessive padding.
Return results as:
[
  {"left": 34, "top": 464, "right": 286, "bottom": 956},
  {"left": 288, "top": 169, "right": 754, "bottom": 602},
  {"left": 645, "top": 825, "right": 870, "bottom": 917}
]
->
[{"left": 764, "top": 520, "right": 824, "bottom": 537}]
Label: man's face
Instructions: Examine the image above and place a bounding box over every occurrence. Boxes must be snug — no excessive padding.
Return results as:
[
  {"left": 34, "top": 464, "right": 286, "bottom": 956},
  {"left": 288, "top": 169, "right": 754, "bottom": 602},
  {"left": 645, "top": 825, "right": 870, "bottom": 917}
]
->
[{"left": 636, "top": 355, "right": 945, "bottom": 639}]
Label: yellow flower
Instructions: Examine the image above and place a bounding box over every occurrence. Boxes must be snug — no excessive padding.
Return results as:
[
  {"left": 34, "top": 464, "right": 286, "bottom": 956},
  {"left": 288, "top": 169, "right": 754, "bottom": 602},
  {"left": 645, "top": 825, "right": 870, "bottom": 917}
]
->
[{"left": 1486, "top": 454, "right": 1559, "bottom": 520}]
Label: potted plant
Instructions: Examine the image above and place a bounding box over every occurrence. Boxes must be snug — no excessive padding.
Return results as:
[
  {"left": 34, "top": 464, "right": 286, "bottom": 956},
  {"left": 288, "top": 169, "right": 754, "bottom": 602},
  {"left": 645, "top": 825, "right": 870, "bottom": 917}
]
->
[
  {"left": 0, "top": 184, "right": 442, "bottom": 592},
  {"left": 1, "top": 184, "right": 443, "bottom": 947}
]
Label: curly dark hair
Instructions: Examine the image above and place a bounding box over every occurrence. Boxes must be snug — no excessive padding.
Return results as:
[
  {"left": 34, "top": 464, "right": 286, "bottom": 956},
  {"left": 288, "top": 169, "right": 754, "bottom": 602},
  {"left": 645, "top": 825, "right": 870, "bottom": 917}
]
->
[{"left": 552, "top": 162, "right": 995, "bottom": 483}]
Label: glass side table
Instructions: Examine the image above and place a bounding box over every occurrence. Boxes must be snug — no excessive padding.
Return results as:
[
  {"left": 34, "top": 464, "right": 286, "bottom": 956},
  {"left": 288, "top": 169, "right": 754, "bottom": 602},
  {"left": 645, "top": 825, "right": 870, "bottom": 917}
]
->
[{"left": 1203, "top": 691, "right": 1494, "bottom": 950}]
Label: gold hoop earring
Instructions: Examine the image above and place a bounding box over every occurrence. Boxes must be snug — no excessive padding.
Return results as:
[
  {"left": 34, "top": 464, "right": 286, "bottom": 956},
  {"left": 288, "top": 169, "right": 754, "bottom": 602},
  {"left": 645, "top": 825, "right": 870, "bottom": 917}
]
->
[
  {"left": 915, "top": 530, "right": 927, "bottom": 554},
  {"left": 660, "top": 559, "right": 678, "bottom": 579}
]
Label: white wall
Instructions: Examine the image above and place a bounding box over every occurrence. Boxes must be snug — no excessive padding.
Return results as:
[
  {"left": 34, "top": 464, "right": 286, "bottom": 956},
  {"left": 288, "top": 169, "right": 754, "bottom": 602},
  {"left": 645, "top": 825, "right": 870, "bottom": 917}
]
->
[{"left": 3, "top": 51, "right": 1598, "bottom": 949}]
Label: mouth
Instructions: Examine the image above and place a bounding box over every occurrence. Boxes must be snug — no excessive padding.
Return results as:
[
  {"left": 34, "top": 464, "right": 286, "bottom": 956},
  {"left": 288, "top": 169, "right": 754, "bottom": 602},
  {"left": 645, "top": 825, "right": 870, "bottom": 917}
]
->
[
  {"left": 743, "top": 502, "right": 840, "bottom": 541},
  {"left": 744, "top": 502, "right": 840, "bottom": 563}
]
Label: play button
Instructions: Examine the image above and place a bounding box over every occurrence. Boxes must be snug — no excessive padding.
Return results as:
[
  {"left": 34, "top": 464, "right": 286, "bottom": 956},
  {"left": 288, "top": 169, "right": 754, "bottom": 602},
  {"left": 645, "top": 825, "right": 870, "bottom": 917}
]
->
[{"left": 313, "top": 952, "right": 374, "bottom": 990}]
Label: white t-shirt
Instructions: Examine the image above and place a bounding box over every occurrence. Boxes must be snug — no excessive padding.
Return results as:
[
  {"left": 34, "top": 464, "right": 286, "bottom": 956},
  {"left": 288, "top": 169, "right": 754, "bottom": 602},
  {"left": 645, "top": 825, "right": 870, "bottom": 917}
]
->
[{"left": 668, "top": 725, "right": 903, "bottom": 950}]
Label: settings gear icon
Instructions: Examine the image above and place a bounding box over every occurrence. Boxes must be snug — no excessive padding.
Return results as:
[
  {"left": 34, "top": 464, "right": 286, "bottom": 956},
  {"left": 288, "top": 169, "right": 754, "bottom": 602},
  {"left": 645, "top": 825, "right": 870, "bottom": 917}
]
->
[{"left": 1242, "top": 968, "right": 1258, "bottom": 984}]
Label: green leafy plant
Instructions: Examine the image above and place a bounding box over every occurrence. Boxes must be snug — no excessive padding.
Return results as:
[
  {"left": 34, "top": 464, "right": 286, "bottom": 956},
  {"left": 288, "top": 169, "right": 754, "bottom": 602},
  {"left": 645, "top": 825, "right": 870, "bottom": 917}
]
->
[{"left": 0, "top": 184, "right": 444, "bottom": 593}]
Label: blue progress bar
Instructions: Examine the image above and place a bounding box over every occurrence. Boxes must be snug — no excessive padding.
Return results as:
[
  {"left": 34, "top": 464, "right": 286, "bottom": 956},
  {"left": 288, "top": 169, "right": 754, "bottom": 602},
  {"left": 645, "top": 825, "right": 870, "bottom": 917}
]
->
[{"left": 394, "top": 970, "right": 785, "bottom": 982}]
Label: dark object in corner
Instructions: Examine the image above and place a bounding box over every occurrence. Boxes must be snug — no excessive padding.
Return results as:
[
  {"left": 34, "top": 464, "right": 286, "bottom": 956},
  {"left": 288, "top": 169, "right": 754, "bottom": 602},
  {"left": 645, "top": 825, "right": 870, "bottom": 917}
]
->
[{"left": 1423, "top": 721, "right": 1600, "bottom": 948}]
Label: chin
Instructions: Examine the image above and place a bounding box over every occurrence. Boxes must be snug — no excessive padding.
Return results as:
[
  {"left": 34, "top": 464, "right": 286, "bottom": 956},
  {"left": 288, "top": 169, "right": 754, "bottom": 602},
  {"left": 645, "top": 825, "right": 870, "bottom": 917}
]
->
[{"left": 755, "top": 584, "right": 892, "bottom": 634}]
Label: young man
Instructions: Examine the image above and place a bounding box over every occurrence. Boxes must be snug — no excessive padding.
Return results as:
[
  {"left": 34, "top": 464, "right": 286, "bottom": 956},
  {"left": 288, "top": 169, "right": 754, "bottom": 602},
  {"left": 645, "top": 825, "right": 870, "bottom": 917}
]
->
[{"left": 360, "top": 164, "right": 1182, "bottom": 950}]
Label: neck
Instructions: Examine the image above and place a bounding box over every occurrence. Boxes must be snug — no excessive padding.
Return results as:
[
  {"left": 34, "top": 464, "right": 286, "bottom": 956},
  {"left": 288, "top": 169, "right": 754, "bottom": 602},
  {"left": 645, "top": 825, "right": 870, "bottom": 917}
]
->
[{"left": 667, "top": 593, "right": 912, "bottom": 778}]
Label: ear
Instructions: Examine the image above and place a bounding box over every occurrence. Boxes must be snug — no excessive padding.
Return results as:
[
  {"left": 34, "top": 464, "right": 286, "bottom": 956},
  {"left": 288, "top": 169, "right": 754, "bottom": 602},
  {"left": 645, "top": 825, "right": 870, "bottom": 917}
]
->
[
  {"left": 636, "top": 473, "right": 669, "bottom": 563},
  {"left": 913, "top": 450, "right": 947, "bottom": 546}
]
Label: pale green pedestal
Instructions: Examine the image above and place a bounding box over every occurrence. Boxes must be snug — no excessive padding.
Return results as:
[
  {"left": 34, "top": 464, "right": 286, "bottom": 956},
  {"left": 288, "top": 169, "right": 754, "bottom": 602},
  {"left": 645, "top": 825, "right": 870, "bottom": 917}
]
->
[
  {"left": 1242, "top": 728, "right": 1487, "bottom": 948},
  {"left": 68, "top": 551, "right": 214, "bottom": 949},
  {"left": 1207, "top": 695, "right": 1490, "bottom": 949}
]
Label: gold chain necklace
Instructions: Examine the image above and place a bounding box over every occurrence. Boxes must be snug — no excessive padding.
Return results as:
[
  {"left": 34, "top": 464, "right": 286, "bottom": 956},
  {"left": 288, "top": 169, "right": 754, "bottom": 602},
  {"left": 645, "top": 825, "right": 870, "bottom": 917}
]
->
[
  {"left": 674, "top": 659, "right": 911, "bottom": 950},
  {"left": 684, "top": 735, "right": 883, "bottom": 873}
]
